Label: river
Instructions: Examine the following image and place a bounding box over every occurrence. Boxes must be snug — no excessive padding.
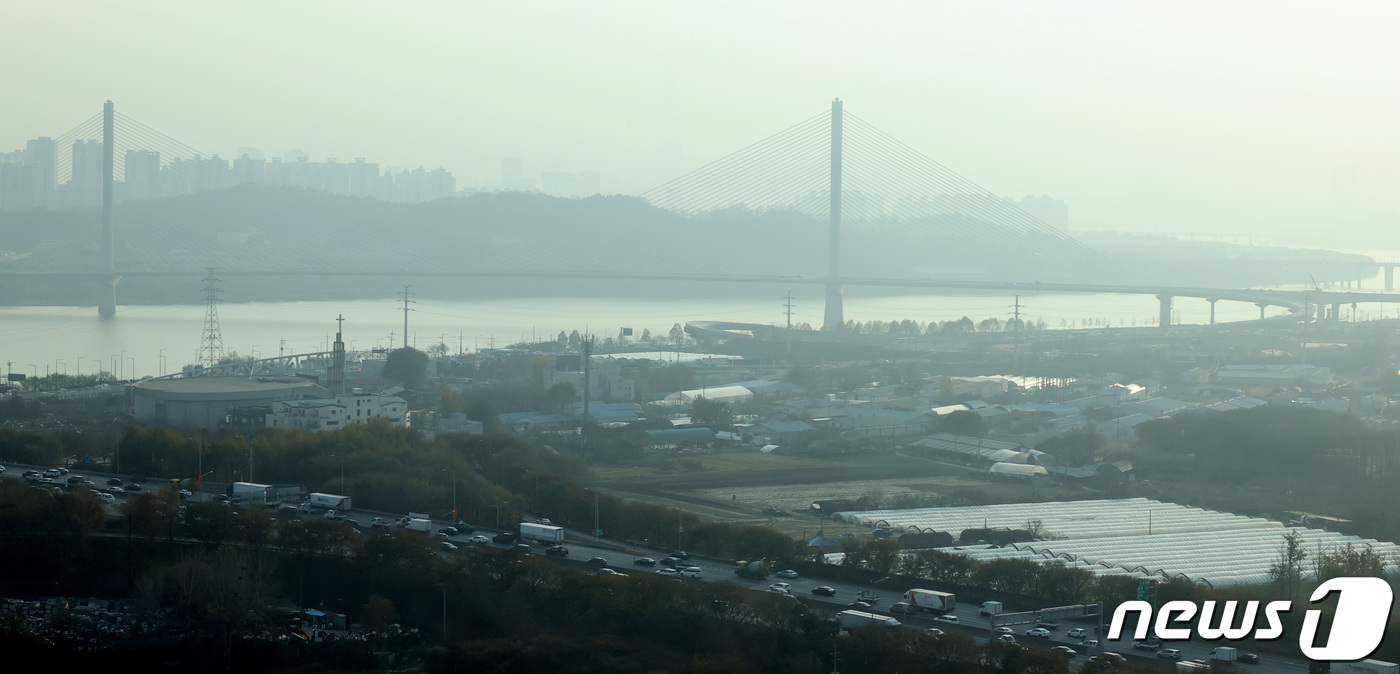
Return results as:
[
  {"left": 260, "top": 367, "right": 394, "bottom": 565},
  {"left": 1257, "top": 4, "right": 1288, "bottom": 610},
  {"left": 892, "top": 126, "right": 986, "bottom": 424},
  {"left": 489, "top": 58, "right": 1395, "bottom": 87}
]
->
[{"left": 5, "top": 270, "right": 1398, "bottom": 381}]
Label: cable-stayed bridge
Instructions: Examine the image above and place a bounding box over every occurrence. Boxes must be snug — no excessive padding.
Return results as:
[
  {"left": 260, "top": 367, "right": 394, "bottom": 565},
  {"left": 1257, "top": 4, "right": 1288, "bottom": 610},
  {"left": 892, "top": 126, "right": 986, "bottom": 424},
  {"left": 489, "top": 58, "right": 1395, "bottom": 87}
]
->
[{"left": 0, "top": 100, "right": 1395, "bottom": 327}]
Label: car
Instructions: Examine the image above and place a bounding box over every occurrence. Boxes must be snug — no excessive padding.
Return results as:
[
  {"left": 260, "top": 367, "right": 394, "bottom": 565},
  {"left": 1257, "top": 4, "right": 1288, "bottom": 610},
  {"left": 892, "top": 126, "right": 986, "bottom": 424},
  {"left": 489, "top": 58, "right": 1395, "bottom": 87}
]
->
[
  {"left": 95, "top": 492, "right": 115, "bottom": 503},
  {"left": 810, "top": 586, "right": 836, "bottom": 596},
  {"left": 106, "top": 477, "right": 123, "bottom": 486},
  {"left": 56, "top": 468, "right": 69, "bottom": 476},
  {"left": 932, "top": 614, "right": 959, "bottom": 624},
  {"left": 1050, "top": 646, "right": 1077, "bottom": 657},
  {"left": 587, "top": 557, "right": 609, "bottom": 566},
  {"left": 656, "top": 568, "right": 680, "bottom": 577},
  {"left": 924, "top": 627, "right": 944, "bottom": 637},
  {"left": 544, "top": 545, "right": 569, "bottom": 557},
  {"left": 493, "top": 532, "right": 518, "bottom": 544},
  {"left": 845, "top": 601, "right": 872, "bottom": 610},
  {"left": 679, "top": 566, "right": 702, "bottom": 578},
  {"left": 1096, "top": 652, "right": 1127, "bottom": 665},
  {"left": 1236, "top": 653, "right": 1260, "bottom": 665},
  {"left": 124, "top": 483, "right": 143, "bottom": 492},
  {"left": 1134, "top": 638, "right": 1163, "bottom": 650},
  {"left": 325, "top": 510, "right": 346, "bottom": 520},
  {"left": 994, "top": 627, "right": 1014, "bottom": 635},
  {"left": 1037, "top": 621, "right": 1060, "bottom": 630},
  {"left": 178, "top": 489, "right": 193, "bottom": 499},
  {"left": 598, "top": 568, "right": 624, "bottom": 576},
  {"left": 633, "top": 557, "right": 656, "bottom": 567},
  {"left": 775, "top": 569, "right": 798, "bottom": 579},
  {"left": 1026, "top": 628, "right": 1051, "bottom": 638},
  {"left": 468, "top": 534, "right": 490, "bottom": 544},
  {"left": 107, "top": 486, "right": 124, "bottom": 494},
  {"left": 996, "top": 634, "right": 1016, "bottom": 644},
  {"left": 66, "top": 475, "right": 85, "bottom": 484},
  {"left": 1080, "top": 639, "right": 1100, "bottom": 648},
  {"left": 669, "top": 550, "right": 689, "bottom": 560},
  {"left": 536, "top": 518, "right": 551, "bottom": 525},
  {"left": 440, "top": 526, "right": 459, "bottom": 536},
  {"left": 440, "top": 541, "right": 458, "bottom": 551},
  {"left": 43, "top": 469, "right": 61, "bottom": 479},
  {"left": 661, "top": 556, "right": 683, "bottom": 567},
  {"left": 1157, "top": 649, "right": 1182, "bottom": 660},
  {"left": 891, "top": 602, "right": 913, "bottom": 613},
  {"left": 1067, "top": 628, "right": 1087, "bottom": 639},
  {"left": 431, "top": 531, "right": 450, "bottom": 540},
  {"left": 511, "top": 543, "right": 531, "bottom": 552},
  {"left": 767, "top": 587, "right": 789, "bottom": 594},
  {"left": 768, "top": 582, "right": 792, "bottom": 593}
]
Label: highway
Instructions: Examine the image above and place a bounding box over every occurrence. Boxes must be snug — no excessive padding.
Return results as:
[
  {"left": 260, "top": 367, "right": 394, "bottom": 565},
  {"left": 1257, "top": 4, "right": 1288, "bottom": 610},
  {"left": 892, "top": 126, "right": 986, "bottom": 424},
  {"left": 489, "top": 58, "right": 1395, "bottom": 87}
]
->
[{"left": 0, "top": 461, "right": 1327, "bottom": 673}]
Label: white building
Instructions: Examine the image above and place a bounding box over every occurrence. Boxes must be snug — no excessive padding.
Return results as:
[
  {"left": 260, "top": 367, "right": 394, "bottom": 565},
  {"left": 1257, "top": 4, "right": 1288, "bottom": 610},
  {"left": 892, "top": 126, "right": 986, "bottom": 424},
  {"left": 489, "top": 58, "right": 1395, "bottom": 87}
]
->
[
  {"left": 267, "top": 392, "right": 408, "bottom": 431},
  {"left": 663, "top": 385, "right": 754, "bottom": 407}
]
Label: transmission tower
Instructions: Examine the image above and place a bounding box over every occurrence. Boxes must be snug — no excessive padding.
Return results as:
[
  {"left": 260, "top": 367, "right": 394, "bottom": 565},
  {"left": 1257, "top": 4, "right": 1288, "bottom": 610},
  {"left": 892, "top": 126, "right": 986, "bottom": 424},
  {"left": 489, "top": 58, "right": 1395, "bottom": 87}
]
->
[{"left": 200, "top": 268, "right": 225, "bottom": 367}]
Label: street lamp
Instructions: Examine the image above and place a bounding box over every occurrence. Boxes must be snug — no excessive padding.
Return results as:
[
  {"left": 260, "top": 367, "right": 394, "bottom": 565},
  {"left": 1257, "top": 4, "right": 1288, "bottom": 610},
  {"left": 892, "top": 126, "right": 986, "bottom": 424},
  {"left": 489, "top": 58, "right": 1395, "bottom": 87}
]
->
[
  {"left": 158, "top": 348, "right": 166, "bottom": 376},
  {"left": 119, "top": 350, "right": 126, "bottom": 379},
  {"left": 55, "top": 359, "right": 65, "bottom": 375},
  {"left": 76, "top": 356, "right": 83, "bottom": 376}
]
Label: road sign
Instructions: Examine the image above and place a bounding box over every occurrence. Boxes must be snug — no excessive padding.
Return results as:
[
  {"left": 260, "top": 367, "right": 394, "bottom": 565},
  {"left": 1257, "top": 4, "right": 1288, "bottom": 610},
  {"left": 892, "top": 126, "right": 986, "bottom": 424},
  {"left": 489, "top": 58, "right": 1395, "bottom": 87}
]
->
[
  {"left": 592, "top": 529, "right": 604, "bottom": 537},
  {"left": 1137, "top": 580, "right": 1152, "bottom": 601}
]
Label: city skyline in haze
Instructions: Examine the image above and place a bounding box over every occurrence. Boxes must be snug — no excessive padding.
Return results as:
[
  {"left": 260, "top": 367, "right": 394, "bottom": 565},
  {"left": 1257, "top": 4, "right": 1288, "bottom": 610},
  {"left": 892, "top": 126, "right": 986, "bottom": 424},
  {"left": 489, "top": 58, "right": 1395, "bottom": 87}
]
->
[{"left": 2, "top": 1, "right": 1396, "bottom": 246}]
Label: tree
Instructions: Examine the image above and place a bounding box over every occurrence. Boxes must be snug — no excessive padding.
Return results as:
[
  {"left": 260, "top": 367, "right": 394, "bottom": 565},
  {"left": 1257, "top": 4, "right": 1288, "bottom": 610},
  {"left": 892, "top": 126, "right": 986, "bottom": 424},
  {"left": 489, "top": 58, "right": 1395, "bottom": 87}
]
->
[
  {"left": 640, "top": 328, "right": 652, "bottom": 342},
  {"left": 691, "top": 396, "right": 733, "bottom": 426},
  {"left": 1269, "top": 530, "right": 1308, "bottom": 598},
  {"left": 543, "top": 382, "right": 578, "bottom": 413},
  {"left": 383, "top": 347, "right": 429, "bottom": 388},
  {"left": 669, "top": 323, "right": 686, "bottom": 344},
  {"left": 1038, "top": 430, "right": 1102, "bottom": 467},
  {"left": 940, "top": 410, "right": 987, "bottom": 436}
]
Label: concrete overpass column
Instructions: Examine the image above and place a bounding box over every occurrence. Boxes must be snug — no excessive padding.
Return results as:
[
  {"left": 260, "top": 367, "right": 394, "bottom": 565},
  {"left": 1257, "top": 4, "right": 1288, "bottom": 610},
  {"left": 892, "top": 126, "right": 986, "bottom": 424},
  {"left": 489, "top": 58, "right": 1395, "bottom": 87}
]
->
[
  {"left": 1256, "top": 303, "right": 1267, "bottom": 320},
  {"left": 1157, "top": 294, "right": 1172, "bottom": 328},
  {"left": 1208, "top": 299, "right": 1217, "bottom": 325},
  {"left": 1386, "top": 265, "right": 1394, "bottom": 292},
  {"left": 1331, "top": 303, "right": 1341, "bottom": 322}
]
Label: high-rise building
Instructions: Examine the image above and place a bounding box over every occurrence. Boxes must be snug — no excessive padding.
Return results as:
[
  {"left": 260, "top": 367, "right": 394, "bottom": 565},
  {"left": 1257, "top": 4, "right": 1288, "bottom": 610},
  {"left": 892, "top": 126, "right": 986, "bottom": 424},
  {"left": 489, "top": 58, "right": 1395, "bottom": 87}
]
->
[
  {"left": 67, "top": 139, "right": 104, "bottom": 207},
  {"left": 1016, "top": 195, "right": 1069, "bottom": 232},
  {"left": 123, "top": 150, "right": 161, "bottom": 201}
]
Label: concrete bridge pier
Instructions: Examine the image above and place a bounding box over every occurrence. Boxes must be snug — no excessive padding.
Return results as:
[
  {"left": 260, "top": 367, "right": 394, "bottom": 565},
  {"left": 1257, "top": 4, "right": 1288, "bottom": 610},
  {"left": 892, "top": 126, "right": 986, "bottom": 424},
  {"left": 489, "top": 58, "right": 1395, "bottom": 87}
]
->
[
  {"left": 1256, "top": 303, "right": 1267, "bottom": 320},
  {"left": 1386, "top": 265, "right": 1395, "bottom": 291},
  {"left": 97, "top": 276, "right": 120, "bottom": 317},
  {"left": 1157, "top": 294, "right": 1172, "bottom": 328},
  {"left": 1208, "top": 298, "right": 1217, "bottom": 325},
  {"left": 1331, "top": 302, "right": 1341, "bottom": 322}
]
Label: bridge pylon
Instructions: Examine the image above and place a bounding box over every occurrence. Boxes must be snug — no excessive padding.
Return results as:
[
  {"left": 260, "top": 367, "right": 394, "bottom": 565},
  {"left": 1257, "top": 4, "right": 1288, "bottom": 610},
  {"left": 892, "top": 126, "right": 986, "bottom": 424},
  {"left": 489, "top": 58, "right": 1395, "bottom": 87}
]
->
[{"left": 822, "top": 98, "right": 845, "bottom": 330}]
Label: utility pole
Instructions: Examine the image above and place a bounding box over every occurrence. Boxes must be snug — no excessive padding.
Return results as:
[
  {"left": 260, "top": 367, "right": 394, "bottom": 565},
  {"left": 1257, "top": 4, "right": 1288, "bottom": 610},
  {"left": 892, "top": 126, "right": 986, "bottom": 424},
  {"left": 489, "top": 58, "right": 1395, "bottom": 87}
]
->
[
  {"left": 785, "top": 290, "right": 794, "bottom": 354},
  {"left": 399, "top": 286, "right": 414, "bottom": 348},
  {"left": 1011, "top": 295, "right": 1022, "bottom": 370},
  {"left": 581, "top": 336, "right": 594, "bottom": 426}
]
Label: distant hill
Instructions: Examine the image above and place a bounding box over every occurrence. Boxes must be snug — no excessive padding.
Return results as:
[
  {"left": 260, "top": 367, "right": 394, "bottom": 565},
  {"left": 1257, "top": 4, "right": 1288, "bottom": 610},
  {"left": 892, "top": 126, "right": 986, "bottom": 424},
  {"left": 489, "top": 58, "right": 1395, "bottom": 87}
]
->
[{"left": 0, "top": 186, "right": 1375, "bottom": 305}]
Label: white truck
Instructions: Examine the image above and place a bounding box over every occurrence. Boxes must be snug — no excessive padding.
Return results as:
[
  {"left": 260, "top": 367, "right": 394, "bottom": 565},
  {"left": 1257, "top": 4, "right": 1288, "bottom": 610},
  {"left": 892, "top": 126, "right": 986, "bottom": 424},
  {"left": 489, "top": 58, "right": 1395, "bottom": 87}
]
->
[
  {"left": 1337, "top": 661, "right": 1400, "bottom": 674},
  {"left": 1209, "top": 647, "right": 1236, "bottom": 662},
  {"left": 903, "top": 589, "right": 955, "bottom": 613},
  {"left": 980, "top": 600, "right": 1004, "bottom": 616},
  {"left": 404, "top": 518, "right": 432, "bottom": 532},
  {"left": 230, "top": 482, "right": 275, "bottom": 505},
  {"left": 309, "top": 492, "right": 352, "bottom": 511},
  {"left": 520, "top": 521, "right": 565, "bottom": 544},
  {"left": 837, "top": 610, "right": 901, "bottom": 630}
]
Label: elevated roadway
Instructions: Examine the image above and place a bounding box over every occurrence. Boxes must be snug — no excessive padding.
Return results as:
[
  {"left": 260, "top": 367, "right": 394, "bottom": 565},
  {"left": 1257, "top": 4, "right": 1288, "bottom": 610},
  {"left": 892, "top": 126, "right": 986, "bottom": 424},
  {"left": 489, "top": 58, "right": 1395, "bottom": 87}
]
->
[{"left": 5, "top": 268, "right": 1400, "bottom": 323}]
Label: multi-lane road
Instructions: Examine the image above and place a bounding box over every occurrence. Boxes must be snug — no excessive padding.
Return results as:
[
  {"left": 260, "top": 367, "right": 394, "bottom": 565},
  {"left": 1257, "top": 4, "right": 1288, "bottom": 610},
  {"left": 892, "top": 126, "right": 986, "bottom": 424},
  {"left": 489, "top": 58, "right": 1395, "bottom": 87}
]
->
[{"left": 0, "top": 461, "right": 1329, "bottom": 673}]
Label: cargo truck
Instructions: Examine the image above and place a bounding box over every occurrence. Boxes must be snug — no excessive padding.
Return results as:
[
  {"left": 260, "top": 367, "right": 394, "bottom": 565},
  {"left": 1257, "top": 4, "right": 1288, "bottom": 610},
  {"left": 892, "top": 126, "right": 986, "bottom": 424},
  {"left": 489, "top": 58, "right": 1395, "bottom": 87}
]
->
[
  {"left": 520, "top": 521, "right": 565, "bottom": 544},
  {"left": 309, "top": 492, "right": 352, "bottom": 511},
  {"left": 837, "top": 610, "right": 901, "bottom": 630},
  {"left": 903, "top": 589, "right": 956, "bottom": 613},
  {"left": 229, "top": 482, "right": 275, "bottom": 505},
  {"left": 1337, "top": 660, "right": 1400, "bottom": 674},
  {"left": 404, "top": 518, "right": 431, "bottom": 532},
  {"left": 1209, "top": 647, "right": 1236, "bottom": 662},
  {"left": 980, "top": 601, "right": 1004, "bottom": 616}
]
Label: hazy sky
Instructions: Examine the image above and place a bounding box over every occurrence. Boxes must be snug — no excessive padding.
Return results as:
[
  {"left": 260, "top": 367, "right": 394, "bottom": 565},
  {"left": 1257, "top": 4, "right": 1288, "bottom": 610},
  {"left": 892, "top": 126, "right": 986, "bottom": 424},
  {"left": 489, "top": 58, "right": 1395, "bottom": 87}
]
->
[{"left": 4, "top": 1, "right": 1397, "bottom": 245}]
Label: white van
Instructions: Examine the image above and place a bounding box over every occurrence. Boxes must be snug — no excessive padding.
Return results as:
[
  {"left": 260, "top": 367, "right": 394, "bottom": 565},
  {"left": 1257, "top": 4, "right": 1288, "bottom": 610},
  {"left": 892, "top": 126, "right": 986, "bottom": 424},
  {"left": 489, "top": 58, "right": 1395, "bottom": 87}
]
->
[{"left": 680, "top": 566, "right": 703, "bottom": 579}]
